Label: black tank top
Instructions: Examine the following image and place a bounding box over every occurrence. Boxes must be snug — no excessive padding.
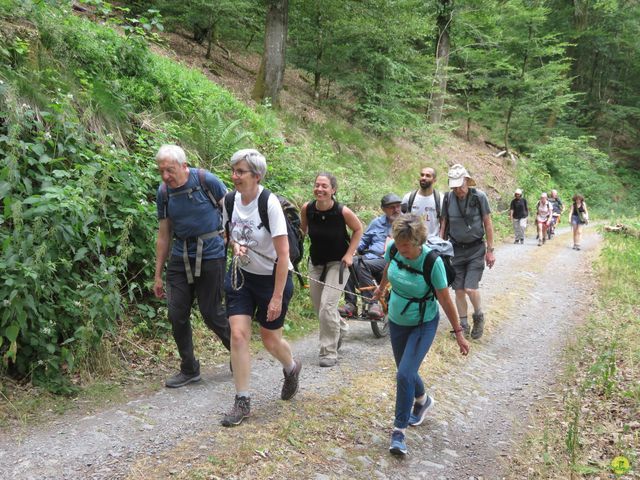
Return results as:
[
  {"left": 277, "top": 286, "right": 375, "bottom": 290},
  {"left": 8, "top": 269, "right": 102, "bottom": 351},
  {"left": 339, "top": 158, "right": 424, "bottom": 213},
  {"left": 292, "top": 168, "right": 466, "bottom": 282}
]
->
[{"left": 307, "top": 200, "right": 350, "bottom": 265}]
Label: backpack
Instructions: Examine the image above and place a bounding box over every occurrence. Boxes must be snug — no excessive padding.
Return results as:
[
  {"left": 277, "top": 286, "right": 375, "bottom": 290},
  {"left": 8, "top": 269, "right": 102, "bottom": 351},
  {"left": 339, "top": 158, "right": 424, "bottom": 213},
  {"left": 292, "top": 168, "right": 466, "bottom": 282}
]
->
[
  {"left": 160, "top": 168, "right": 221, "bottom": 218},
  {"left": 404, "top": 189, "right": 441, "bottom": 218},
  {"left": 441, "top": 188, "right": 482, "bottom": 240},
  {"left": 388, "top": 241, "right": 455, "bottom": 321},
  {"left": 224, "top": 188, "right": 305, "bottom": 286}
]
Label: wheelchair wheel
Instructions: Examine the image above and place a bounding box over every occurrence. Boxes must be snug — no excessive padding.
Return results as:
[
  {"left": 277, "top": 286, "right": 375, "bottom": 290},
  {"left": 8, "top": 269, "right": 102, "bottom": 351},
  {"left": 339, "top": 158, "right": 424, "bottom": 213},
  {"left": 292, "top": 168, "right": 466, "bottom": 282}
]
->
[
  {"left": 370, "top": 290, "right": 390, "bottom": 338},
  {"left": 370, "top": 315, "right": 389, "bottom": 338}
]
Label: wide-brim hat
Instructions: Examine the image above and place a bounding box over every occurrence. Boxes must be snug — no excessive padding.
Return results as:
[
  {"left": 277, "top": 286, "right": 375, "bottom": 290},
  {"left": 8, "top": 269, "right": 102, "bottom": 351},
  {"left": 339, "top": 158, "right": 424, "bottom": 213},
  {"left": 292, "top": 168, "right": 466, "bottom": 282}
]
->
[{"left": 448, "top": 164, "right": 476, "bottom": 188}]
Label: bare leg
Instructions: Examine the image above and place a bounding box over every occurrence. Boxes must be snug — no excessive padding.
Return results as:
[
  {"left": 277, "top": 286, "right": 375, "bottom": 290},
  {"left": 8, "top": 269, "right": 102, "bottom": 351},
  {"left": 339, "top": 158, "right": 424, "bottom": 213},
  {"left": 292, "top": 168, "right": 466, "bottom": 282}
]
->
[
  {"left": 455, "top": 289, "right": 468, "bottom": 318},
  {"left": 229, "top": 315, "right": 252, "bottom": 392},
  {"left": 260, "top": 327, "right": 294, "bottom": 367}
]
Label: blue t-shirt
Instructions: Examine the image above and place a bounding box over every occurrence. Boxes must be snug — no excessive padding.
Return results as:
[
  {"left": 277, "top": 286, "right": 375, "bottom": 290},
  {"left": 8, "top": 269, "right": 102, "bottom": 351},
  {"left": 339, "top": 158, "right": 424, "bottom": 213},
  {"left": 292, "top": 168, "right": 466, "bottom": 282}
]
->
[
  {"left": 156, "top": 168, "right": 227, "bottom": 259},
  {"left": 384, "top": 241, "right": 447, "bottom": 326}
]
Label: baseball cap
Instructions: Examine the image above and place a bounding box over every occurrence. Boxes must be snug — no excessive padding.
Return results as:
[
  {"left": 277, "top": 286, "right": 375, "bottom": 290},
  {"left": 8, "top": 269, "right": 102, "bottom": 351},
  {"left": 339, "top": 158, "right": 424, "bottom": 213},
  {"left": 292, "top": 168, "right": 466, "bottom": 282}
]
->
[
  {"left": 448, "top": 164, "right": 476, "bottom": 188},
  {"left": 515, "top": 188, "right": 523, "bottom": 195},
  {"left": 380, "top": 193, "right": 402, "bottom": 207}
]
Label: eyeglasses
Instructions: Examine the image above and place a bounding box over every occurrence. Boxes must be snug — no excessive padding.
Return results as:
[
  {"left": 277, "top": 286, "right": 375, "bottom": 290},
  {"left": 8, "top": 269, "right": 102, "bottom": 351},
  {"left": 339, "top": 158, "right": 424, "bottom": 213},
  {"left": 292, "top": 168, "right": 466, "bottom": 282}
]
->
[{"left": 231, "top": 168, "right": 251, "bottom": 177}]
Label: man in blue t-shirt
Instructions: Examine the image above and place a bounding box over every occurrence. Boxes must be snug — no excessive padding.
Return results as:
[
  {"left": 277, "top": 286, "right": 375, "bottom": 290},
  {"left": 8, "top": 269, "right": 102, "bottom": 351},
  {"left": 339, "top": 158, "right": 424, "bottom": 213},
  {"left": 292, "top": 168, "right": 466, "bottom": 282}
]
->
[
  {"left": 153, "top": 144, "right": 230, "bottom": 388},
  {"left": 339, "top": 193, "right": 402, "bottom": 320}
]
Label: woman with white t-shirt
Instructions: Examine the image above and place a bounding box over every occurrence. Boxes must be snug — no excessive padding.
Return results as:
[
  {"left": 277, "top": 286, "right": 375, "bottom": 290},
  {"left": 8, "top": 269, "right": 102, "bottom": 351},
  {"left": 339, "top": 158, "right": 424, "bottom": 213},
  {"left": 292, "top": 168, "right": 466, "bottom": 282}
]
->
[{"left": 221, "top": 149, "right": 302, "bottom": 427}]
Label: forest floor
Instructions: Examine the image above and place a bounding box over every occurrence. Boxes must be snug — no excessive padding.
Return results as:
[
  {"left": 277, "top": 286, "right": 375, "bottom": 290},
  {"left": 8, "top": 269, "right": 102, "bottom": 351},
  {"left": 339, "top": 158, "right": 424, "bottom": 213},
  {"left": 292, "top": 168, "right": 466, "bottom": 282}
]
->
[{"left": 0, "top": 225, "right": 606, "bottom": 479}]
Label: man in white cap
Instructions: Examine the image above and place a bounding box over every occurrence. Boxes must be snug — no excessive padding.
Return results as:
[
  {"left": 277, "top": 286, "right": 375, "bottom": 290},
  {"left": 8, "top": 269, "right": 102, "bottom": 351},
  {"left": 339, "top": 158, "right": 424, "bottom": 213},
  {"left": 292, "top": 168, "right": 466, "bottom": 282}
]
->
[
  {"left": 439, "top": 164, "right": 495, "bottom": 339},
  {"left": 401, "top": 167, "right": 443, "bottom": 237},
  {"left": 509, "top": 188, "right": 529, "bottom": 244}
]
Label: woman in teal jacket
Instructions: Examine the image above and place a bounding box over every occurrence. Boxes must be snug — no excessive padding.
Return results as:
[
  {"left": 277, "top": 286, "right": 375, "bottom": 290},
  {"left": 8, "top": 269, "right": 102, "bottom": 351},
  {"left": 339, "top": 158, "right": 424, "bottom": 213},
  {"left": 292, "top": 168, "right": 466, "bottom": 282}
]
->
[{"left": 374, "top": 214, "right": 470, "bottom": 456}]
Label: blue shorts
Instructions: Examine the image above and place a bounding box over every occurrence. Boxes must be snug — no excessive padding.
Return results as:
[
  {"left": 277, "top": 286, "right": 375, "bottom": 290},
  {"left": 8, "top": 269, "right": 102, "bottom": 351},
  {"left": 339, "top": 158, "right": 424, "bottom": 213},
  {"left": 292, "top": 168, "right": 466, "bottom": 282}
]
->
[{"left": 224, "top": 268, "right": 294, "bottom": 330}]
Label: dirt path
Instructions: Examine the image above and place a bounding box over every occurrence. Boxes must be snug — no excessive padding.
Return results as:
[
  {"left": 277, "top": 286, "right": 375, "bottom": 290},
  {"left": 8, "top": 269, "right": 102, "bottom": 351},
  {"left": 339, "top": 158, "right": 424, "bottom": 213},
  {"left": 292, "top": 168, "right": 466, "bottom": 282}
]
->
[{"left": 0, "top": 226, "right": 601, "bottom": 479}]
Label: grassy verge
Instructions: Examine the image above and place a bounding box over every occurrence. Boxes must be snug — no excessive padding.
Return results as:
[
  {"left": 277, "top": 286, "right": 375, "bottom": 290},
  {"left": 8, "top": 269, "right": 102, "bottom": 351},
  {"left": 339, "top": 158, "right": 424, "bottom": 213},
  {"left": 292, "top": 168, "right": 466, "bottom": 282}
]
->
[{"left": 507, "top": 222, "right": 640, "bottom": 478}]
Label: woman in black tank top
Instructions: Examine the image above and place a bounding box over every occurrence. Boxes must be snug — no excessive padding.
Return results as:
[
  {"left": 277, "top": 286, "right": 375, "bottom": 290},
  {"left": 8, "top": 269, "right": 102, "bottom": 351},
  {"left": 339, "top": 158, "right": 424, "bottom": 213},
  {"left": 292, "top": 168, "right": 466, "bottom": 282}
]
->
[{"left": 301, "top": 173, "right": 363, "bottom": 367}]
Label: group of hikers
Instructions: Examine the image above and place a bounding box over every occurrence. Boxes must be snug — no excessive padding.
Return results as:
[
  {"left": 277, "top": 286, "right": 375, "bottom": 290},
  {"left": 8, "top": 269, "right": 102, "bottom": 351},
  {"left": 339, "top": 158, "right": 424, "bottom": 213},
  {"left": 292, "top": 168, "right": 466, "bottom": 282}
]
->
[
  {"left": 509, "top": 188, "right": 589, "bottom": 250},
  {"left": 152, "top": 144, "right": 506, "bottom": 455}
]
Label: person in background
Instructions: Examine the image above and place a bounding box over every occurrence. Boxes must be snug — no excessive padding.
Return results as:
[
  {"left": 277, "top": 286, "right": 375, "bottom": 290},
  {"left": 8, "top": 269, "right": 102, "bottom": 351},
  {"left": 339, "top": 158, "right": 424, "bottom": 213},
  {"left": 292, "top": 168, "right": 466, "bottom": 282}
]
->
[
  {"left": 301, "top": 173, "right": 363, "bottom": 367},
  {"left": 221, "top": 149, "right": 302, "bottom": 427},
  {"left": 535, "top": 192, "right": 553, "bottom": 246},
  {"left": 339, "top": 193, "right": 402, "bottom": 320},
  {"left": 547, "top": 189, "right": 564, "bottom": 239},
  {"left": 509, "top": 188, "right": 528, "bottom": 244},
  {"left": 153, "top": 144, "right": 231, "bottom": 388},
  {"left": 569, "top": 194, "right": 589, "bottom": 250},
  {"left": 439, "top": 164, "right": 495, "bottom": 340},
  {"left": 373, "top": 213, "right": 469, "bottom": 456},
  {"left": 401, "top": 167, "right": 443, "bottom": 237}
]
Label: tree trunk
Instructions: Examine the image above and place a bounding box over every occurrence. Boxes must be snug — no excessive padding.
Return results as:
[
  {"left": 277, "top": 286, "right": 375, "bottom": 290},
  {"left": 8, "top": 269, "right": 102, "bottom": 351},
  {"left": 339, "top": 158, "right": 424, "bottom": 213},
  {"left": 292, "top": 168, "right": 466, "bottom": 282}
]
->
[
  {"left": 429, "top": 0, "right": 452, "bottom": 124},
  {"left": 252, "top": 0, "right": 289, "bottom": 107},
  {"left": 504, "top": 104, "right": 513, "bottom": 154}
]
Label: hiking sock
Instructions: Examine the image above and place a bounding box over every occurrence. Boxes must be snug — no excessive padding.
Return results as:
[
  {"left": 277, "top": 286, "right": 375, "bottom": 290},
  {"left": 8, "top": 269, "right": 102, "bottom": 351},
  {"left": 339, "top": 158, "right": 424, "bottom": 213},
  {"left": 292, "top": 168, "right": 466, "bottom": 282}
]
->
[
  {"left": 284, "top": 360, "right": 297, "bottom": 375},
  {"left": 237, "top": 391, "right": 250, "bottom": 399},
  {"left": 414, "top": 394, "right": 427, "bottom": 406}
]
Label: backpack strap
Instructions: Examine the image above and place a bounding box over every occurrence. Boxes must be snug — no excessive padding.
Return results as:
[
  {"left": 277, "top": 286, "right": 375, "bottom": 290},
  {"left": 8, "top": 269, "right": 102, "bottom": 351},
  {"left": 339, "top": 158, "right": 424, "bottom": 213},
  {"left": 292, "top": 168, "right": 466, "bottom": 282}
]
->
[
  {"left": 197, "top": 168, "right": 222, "bottom": 208},
  {"left": 407, "top": 190, "right": 418, "bottom": 212},
  {"left": 160, "top": 183, "right": 169, "bottom": 218},
  {"left": 257, "top": 188, "right": 272, "bottom": 233},
  {"left": 434, "top": 190, "right": 441, "bottom": 218},
  {"left": 224, "top": 190, "right": 236, "bottom": 245}
]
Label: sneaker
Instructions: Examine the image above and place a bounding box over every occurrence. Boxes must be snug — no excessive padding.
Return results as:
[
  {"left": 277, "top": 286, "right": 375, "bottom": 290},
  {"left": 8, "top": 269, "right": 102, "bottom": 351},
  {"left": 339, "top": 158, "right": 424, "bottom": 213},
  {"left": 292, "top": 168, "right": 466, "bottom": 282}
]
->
[
  {"left": 165, "top": 371, "right": 201, "bottom": 388},
  {"left": 319, "top": 357, "right": 337, "bottom": 368},
  {"left": 367, "top": 302, "right": 384, "bottom": 320},
  {"left": 338, "top": 303, "right": 357, "bottom": 318},
  {"left": 575, "top": 245, "right": 581, "bottom": 251},
  {"left": 514, "top": 239, "right": 519, "bottom": 244},
  {"left": 409, "top": 395, "right": 435, "bottom": 426},
  {"left": 281, "top": 358, "right": 302, "bottom": 400},
  {"left": 389, "top": 430, "right": 407, "bottom": 456},
  {"left": 221, "top": 395, "right": 250, "bottom": 427},
  {"left": 471, "top": 312, "right": 485, "bottom": 339}
]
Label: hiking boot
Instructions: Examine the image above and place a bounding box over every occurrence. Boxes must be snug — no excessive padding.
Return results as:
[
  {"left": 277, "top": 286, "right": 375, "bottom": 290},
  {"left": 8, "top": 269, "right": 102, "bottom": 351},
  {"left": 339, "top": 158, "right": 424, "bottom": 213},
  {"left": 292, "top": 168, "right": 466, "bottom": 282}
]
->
[
  {"left": 409, "top": 395, "right": 435, "bottom": 426},
  {"left": 389, "top": 430, "right": 407, "bottom": 456},
  {"left": 281, "top": 358, "right": 302, "bottom": 400},
  {"left": 165, "top": 371, "right": 201, "bottom": 388},
  {"left": 221, "top": 395, "right": 250, "bottom": 427},
  {"left": 338, "top": 303, "right": 357, "bottom": 318},
  {"left": 471, "top": 312, "right": 485, "bottom": 339},
  {"left": 367, "top": 302, "right": 384, "bottom": 320},
  {"left": 537, "top": 240, "right": 542, "bottom": 246},
  {"left": 319, "top": 357, "right": 337, "bottom": 368}
]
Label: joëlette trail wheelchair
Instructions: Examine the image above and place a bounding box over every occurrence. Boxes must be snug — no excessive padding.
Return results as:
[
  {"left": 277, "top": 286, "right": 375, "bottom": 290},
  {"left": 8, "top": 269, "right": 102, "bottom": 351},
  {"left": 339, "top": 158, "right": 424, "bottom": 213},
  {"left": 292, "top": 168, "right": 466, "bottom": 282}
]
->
[{"left": 338, "top": 256, "right": 390, "bottom": 338}]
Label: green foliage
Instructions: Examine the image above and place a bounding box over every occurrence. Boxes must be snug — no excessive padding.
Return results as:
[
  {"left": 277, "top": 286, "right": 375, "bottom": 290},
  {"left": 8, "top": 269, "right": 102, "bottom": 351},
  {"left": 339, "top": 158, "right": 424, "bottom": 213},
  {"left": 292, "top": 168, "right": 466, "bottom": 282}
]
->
[{"left": 525, "top": 136, "right": 632, "bottom": 213}]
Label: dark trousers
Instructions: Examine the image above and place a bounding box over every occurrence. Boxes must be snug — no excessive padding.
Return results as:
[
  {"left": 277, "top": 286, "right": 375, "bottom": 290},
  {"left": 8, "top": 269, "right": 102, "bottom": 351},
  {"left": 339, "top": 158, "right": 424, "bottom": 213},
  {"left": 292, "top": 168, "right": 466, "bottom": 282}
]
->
[
  {"left": 166, "top": 256, "right": 231, "bottom": 374},
  {"left": 343, "top": 256, "right": 386, "bottom": 305}
]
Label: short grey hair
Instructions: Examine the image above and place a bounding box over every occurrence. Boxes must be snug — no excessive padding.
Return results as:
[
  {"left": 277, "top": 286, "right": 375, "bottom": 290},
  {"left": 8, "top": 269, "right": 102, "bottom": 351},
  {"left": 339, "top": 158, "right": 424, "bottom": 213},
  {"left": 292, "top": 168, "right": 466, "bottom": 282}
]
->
[
  {"left": 156, "top": 144, "right": 187, "bottom": 165},
  {"left": 230, "top": 149, "right": 267, "bottom": 180},
  {"left": 392, "top": 213, "right": 427, "bottom": 247}
]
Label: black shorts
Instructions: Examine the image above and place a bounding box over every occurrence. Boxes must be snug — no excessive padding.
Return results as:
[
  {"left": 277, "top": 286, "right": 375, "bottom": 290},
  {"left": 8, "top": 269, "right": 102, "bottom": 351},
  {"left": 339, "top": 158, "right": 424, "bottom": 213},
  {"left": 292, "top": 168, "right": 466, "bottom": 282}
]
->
[{"left": 224, "top": 269, "right": 294, "bottom": 330}]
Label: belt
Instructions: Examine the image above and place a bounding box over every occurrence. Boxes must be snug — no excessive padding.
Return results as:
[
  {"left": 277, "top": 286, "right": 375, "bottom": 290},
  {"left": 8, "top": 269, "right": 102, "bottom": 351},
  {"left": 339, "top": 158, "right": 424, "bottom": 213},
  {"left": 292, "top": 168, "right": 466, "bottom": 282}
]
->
[
  {"left": 177, "top": 230, "right": 223, "bottom": 284},
  {"left": 451, "top": 238, "right": 484, "bottom": 249}
]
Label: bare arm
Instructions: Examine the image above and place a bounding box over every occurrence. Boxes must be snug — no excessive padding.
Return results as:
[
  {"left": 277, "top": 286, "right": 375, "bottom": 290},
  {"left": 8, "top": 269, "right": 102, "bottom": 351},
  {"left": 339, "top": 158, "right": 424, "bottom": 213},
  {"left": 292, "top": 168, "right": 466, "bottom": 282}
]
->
[
  {"left": 154, "top": 219, "right": 172, "bottom": 298},
  {"left": 300, "top": 202, "right": 309, "bottom": 234},
  {"left": 267, "top": 234, "right": 290, "bottom": 322},
  {"left": 342, "top": 206, "right": 363, "bottom": 267},
  {"left": 483, "top": 213, "right": 495, "bottom": 268},
  {"left": 435, "top": 287, "right": 470, "bottom": 355}
]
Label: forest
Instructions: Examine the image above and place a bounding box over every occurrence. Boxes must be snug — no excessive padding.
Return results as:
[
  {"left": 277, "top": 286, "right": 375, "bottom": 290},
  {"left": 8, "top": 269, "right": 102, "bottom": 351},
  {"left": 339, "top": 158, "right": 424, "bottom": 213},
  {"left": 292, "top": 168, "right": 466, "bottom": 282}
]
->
[{"left": 1, "top": 0, "right": 638, "bottom": 400}]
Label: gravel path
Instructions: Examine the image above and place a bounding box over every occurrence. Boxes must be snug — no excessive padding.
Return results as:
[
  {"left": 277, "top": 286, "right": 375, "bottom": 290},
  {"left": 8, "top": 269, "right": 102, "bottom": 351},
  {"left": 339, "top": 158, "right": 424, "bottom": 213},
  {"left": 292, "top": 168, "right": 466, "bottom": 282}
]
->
[{"left": 0, "top": 226, "right": 601, "bottom": 479}]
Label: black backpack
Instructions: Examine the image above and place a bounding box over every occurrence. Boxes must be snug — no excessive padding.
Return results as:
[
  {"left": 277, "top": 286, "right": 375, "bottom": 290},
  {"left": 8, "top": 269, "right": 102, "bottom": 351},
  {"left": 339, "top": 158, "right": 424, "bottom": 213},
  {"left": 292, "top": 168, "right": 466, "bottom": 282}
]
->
[
  {"left": 388, "top": 242, "right": 455, "bottom": 320},
  {"left": 403, "top": 189, "right": 442, "bottom": 218},
  {"left": 224, "top": 188, "right": 305, "bottom": 286}
]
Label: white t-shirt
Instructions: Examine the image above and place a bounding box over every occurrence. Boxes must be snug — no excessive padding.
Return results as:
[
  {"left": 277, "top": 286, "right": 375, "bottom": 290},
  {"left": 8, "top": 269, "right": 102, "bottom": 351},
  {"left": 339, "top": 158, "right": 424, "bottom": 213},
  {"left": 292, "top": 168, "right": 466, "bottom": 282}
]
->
[
  {"left": 402, "top": 190, "right": 442, "bottom": 237},
  {"left": 223, "top": 185, "right": 293, "bottom": 275}
]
